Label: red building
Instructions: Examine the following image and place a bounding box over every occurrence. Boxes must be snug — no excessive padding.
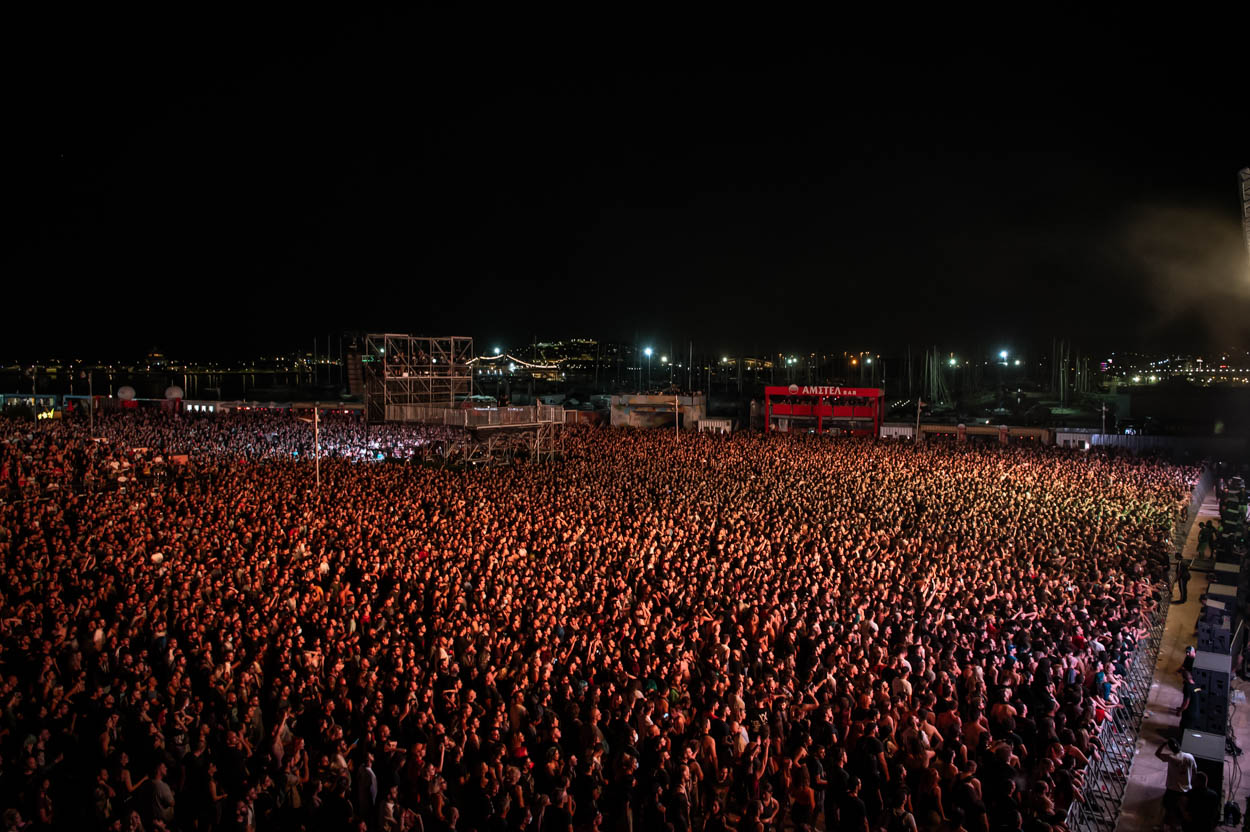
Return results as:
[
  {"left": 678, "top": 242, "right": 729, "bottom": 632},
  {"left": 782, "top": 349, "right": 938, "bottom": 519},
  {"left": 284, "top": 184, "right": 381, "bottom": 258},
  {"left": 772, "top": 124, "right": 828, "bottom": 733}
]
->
[{"left": 763, "top": 385, "right": 883, "bottom": 437}]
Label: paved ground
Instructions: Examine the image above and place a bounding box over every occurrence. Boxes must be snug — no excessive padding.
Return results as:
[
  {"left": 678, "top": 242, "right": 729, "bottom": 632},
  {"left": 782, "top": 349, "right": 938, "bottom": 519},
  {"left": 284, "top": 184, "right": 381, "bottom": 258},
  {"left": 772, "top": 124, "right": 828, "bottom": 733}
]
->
[{"left": 1115, "top": 493, "right": 1250, "bottom": 831}]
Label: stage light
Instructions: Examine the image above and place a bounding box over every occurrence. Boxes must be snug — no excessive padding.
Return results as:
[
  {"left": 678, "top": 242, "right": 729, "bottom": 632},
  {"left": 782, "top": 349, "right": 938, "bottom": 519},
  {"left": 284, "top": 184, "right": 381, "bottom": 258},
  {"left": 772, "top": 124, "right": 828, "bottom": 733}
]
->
[
  {"left": 948, "top": 357, "right": 957, "bottom": 366},
  {"left": 644, "top": 347, "right": 652, "bottom": 357},
  {"left": 866, "top": 358, "right": 873, "bottom": 365},
  {"left": 999, "top": 350, "right": 1008, "bottom": 360},
  {"left": 494, "top": 347, "right": 501, "bottom": 355},
  {"left": 1013, "top": 359, "right": 1021, "bottom": 366}
]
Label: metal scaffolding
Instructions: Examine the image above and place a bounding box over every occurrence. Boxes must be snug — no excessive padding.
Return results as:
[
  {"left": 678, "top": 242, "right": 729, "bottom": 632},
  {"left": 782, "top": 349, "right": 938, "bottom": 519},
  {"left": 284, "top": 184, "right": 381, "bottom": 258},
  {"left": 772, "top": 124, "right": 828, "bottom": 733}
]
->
[
  {"left": 1240, "top": 167, "right": 1250, "bottom": 263},
  {"left": 413, "top": 408, "right": 566, "bottom": 467},
  {"left": 363, "top": 334, "right": 474, "bottom": 422},
  {"left": 363, "top": 334, "right": 563, "bottom": 465}
]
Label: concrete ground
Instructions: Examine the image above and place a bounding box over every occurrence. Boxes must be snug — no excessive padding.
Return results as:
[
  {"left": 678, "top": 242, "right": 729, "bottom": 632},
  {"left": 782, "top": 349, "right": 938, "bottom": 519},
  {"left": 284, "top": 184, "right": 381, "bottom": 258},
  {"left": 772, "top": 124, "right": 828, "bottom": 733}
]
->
[{"left": 1115, "top": 493, "right": 1250, "bottom": 831}]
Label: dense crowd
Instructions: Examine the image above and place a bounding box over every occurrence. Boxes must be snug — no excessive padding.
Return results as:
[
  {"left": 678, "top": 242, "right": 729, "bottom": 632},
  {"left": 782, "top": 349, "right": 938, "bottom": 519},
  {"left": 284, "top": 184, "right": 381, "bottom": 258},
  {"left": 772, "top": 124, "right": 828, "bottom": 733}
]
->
[{"left": 0, "top": 411, "right": 1195, "bottom": 831}]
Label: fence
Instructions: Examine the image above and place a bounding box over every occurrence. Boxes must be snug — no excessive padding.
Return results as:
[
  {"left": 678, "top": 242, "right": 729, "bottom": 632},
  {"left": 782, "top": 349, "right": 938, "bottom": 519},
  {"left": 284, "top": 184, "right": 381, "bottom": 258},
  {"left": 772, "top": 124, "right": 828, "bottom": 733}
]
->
[
  {"left": 879, "top": 423, "right": 915, "bottom": 440},
  {"left": 385, "top": 404, "right": 563, "bottom": 427},
  {"left": 1064, "top": 587, "right": 1171, "bottom": 832},
  {"left": 1064, "top": 466, "right": 1214, "bottom": 832}
]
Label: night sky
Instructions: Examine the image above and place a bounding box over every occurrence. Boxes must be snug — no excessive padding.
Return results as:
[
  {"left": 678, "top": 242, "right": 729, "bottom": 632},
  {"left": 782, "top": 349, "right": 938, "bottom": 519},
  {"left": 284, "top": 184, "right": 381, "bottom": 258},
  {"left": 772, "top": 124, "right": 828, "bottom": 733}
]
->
[{"left": 4, "top": 13, "right": 1248, "bottom": 360}]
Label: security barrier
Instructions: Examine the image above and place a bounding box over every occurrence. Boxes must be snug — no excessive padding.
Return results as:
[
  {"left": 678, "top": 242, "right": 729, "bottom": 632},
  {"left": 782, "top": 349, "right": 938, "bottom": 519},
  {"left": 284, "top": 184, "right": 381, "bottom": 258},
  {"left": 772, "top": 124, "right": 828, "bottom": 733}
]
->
[
  {"left": 1062, "top": 463, "right": 1215, "bottom": 832},
  {"left": 1064, "top": 587, "right": 1171, "bottom": 832}
]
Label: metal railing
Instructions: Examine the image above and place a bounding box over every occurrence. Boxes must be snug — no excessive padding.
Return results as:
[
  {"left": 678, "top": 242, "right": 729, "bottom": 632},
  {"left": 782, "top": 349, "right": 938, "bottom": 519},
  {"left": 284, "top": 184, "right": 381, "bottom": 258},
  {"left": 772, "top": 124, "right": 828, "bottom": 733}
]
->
[
  {"left": 1064, "top": 467, "right": 1211, "bottom": 832},
  {"left": 385, "top": 404, "right": 564, "bottom": 427},
  {"left": 1064, "top": 472, "right": 1200, "bottom": 832},
  {"left": 1175, "top": 466, "right": 1217, "bottom": 554},
  {"left": 1064, "top": 585, "right": 1170, "bottom": 832}
]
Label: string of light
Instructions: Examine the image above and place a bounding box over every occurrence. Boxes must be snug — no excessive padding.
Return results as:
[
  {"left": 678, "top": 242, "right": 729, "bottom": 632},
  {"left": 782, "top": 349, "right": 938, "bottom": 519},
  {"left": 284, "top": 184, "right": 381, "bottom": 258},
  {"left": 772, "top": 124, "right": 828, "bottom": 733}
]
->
[{"left": 467, "top": 354, "right": 563, "bottom": 370}]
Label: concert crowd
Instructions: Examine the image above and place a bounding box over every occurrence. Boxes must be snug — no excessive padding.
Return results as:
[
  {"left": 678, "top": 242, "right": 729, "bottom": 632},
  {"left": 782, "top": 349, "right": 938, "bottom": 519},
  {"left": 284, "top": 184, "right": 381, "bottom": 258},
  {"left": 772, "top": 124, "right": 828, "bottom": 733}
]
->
[{"left": 0, "top": 411, "right": 1194, "bottom": 831}]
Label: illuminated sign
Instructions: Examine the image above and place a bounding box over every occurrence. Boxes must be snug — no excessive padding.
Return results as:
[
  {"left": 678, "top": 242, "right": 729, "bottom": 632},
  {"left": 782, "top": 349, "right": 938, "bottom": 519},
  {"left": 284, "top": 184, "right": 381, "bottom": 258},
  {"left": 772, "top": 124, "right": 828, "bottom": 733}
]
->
[{"left": 765, "top": 385, "right": 881, "bottom": 398}]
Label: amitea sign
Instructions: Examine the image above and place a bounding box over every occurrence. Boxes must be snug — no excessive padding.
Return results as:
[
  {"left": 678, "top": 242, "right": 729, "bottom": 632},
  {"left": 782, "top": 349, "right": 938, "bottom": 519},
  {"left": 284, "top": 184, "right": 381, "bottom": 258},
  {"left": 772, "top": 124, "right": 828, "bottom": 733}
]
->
[
  {"left": 800, "top": 386, "right": 858, "bottom": 396},
  {"left": 766, "top": 385, "right": 881, "bottom": 398},
  {"left": 764, "top": 384, "right": 882, "bottom": 435}
]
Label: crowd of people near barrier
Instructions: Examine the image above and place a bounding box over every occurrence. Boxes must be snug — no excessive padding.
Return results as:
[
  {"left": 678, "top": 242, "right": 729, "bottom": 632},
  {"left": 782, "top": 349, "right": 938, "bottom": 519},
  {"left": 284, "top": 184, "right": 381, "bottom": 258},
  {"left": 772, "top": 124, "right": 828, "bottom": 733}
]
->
[{"left": 0, "top": 410, "right": 1196, "bottom": 831}]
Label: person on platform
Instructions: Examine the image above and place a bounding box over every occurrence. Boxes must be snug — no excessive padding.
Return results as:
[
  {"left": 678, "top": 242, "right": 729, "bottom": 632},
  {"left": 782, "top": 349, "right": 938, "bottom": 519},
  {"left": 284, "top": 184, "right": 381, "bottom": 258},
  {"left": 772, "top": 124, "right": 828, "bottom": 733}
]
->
[
  {"left": 1176, "top": 645, "right": 1196, "bottom": 679},
  {"left": 1178, "top": 672, "right": 1201, "bottom": 731},
  {"left": 1156, "top": 739, "right": 1197, "bottom": 826}
]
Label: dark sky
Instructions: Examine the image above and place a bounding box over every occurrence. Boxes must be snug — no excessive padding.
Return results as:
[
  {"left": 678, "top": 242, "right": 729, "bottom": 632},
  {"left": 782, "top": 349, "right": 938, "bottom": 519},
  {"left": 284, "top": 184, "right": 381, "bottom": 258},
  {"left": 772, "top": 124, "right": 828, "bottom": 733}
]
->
[{"left": 4, "top": 13, "right": 1248, "bottom": 360}]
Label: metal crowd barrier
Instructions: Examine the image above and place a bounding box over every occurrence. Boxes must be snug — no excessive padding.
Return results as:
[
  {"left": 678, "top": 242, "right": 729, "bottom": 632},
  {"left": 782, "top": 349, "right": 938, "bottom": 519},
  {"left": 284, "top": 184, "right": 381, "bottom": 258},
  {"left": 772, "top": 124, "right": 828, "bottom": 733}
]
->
[
  {"left": 1174, "top": 466, "right": 1217, "bottom": 554},
  {"left": 1064, "top": 562, "right": 1173, "bottom": 832},
  {"left": 386, "top": 404, "right": 565, "bottom": 428}
]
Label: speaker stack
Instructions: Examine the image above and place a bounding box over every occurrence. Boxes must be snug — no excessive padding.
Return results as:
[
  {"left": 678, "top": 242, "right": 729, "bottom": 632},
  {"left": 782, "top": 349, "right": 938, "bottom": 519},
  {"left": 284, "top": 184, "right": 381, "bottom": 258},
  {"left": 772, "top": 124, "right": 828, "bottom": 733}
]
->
[
  {"left": 1180, "top": 728, "right": 1227, "bottom": 794},
  {"left": 1183, "top": 476, "right": 1250, "bottom": 795},
  {"left": 1187, "top": 621, "right": 1234, "bottom": 793}
]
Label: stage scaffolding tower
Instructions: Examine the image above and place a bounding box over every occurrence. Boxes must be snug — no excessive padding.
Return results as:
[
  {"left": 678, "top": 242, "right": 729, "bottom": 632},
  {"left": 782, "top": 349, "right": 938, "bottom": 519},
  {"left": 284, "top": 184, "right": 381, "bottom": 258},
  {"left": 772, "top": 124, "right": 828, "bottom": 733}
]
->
[
  {"left": 363, "top": 334, "right": 474, "bottom": 422},
  {"left": 362, "top": 333, "right": 563, "bottom": 465},
  {"left": 1239, "top": 167, "right": 1250, "bottom": 264}
]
